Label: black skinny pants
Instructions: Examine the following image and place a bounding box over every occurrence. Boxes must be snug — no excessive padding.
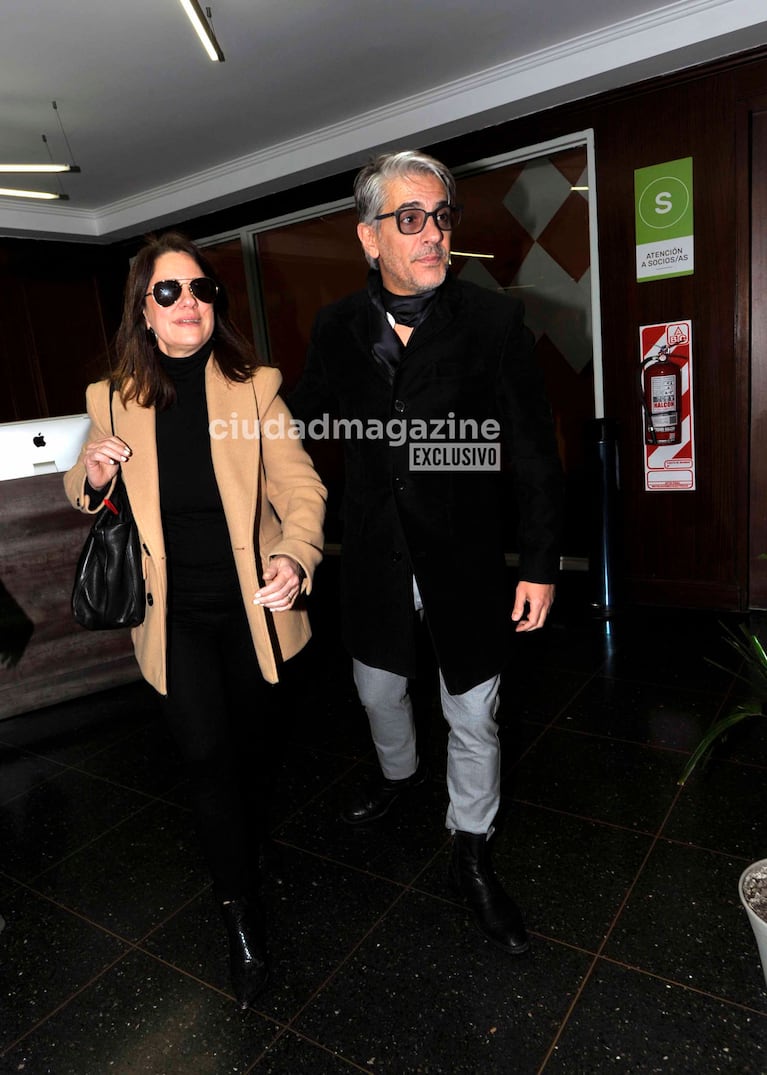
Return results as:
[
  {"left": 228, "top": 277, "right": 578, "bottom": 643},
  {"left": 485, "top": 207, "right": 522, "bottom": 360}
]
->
[{"left": 161, "top": 587, "right": 279, "bottom": 899}]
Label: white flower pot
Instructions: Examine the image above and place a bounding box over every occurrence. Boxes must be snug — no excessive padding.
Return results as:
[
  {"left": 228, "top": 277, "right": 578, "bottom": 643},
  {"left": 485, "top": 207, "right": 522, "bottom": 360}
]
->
[{"left": 739, "top": 858, "right": 767, "bottom": 991}]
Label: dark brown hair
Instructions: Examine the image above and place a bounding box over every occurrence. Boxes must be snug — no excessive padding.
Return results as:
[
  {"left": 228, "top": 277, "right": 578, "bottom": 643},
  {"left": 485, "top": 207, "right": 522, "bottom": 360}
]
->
[{"left": 112, "top": 231, "right": 260, "bottom": 408}]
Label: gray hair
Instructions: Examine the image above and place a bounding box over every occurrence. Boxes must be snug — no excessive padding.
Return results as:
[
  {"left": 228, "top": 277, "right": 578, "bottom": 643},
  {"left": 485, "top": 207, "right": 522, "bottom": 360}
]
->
[{"left": 353, "top": 150, "right": 457, "bottom": 225}]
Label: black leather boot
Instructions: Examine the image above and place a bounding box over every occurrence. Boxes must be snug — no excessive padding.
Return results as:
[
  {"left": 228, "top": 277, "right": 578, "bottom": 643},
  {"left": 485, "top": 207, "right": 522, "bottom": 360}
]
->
[
  {"left": 341, "top": 762, "right": 428, "bottom": 824},
  {"left": 449, "top": 831, "right": 530, "bottom": 955},
  {"left": 220, "top": 896, "right": 269, "bottom": 1009}
]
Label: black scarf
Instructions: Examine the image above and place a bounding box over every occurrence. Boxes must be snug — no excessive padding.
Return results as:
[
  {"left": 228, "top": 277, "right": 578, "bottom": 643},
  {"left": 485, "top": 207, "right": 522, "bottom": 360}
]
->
[{"left": 367, "top": 270, "right": 438, "bottom": 383}]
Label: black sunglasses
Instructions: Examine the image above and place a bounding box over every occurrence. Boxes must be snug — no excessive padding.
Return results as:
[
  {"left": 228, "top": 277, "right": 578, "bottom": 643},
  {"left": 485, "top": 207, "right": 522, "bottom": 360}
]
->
[
  {"left": 373, "top": 204, "right": 462, "bottom": 235},
  {"left": 145, "top": 277, "right": 219, "bottom": 307}
]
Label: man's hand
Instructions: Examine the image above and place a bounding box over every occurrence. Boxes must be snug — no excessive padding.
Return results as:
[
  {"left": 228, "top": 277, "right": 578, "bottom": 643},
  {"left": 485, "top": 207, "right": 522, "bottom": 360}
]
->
[{"left": 511, "top": 581, "right": 555, "bottom": 632}]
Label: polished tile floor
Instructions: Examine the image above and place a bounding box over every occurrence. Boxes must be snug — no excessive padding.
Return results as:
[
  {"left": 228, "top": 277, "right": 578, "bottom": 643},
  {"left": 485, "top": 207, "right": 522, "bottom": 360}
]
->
[{"left": 1, "top": 567, "right": 766, "bottom": 1074}]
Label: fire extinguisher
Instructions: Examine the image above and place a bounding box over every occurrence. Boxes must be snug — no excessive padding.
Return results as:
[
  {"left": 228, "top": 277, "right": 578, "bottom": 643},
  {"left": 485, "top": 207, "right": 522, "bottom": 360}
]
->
[{"left": 640, "top": 346, "right": 682, "bottom": 445}]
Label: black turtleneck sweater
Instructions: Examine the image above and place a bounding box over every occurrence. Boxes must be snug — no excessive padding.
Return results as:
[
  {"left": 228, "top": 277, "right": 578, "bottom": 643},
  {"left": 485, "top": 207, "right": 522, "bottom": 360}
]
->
[{"left": 156, "top": 342, "right": 239, "bottom": 599}]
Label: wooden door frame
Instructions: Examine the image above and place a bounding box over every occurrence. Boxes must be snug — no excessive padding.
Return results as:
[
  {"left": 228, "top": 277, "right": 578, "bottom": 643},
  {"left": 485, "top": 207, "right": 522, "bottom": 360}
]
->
[{"left": 739, "top": 93, "right": 767, "bottom": 607}]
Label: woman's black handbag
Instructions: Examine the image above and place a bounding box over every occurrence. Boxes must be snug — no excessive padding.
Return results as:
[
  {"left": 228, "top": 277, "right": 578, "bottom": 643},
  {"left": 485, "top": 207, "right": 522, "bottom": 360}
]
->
[{"left": 71, "top": 386, "right": 145, "bottom": 630}]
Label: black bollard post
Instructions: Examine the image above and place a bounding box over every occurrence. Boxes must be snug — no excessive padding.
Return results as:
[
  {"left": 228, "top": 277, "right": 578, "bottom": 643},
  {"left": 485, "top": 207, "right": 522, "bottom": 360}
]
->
[{"left": 585, "top": 417, "right": 621, "bottom": 617}]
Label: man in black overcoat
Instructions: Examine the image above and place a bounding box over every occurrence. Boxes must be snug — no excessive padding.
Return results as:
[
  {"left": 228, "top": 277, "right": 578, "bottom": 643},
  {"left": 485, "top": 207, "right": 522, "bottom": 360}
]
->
[{"left": 289, "top": 149, "right": 564, "bottom": 954}]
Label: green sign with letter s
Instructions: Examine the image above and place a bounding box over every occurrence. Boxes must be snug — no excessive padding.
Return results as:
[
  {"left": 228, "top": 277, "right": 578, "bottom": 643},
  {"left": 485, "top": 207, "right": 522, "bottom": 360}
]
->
[{"left": 634, "top": 157, "right": 694, "bottom": 281}]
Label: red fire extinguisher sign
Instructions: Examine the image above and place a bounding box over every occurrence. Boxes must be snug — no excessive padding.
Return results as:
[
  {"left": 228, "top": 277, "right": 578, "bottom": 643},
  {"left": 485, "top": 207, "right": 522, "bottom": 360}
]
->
[{"left": 639, "top": 320, "right": 696, "bottom": 491}]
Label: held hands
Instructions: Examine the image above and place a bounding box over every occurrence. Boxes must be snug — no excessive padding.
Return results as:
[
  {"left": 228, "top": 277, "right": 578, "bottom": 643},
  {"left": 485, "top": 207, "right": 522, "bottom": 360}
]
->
[
  {"left": 254, "top": 555, "right": 303, "bottom": 612},
  {"left": 83, "top": 436, "right": 132, "bottom": 491},
  {"left": 511, "top": 581, "right": 555, "bottom": 632}
]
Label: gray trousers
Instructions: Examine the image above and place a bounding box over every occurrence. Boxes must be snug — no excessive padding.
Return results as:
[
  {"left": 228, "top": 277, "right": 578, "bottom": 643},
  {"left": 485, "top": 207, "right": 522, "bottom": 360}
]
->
[{"left": 352, "top": 658, "right": 501, "bottom": 834}]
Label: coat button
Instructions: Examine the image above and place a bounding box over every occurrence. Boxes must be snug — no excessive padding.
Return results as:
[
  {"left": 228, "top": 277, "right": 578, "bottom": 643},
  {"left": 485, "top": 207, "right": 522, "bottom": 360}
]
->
[
  {"left": 392, "top": 551, "right": 402, "bottom": 563},
  {"left": 394, "top": 399, "right": 406, "bottom": 413},
  {"left": 146, "top": 593, "right": 154, "bottom": 606},
  {"left": 393, "top": 478, "right": 406, "bottom": 492}
]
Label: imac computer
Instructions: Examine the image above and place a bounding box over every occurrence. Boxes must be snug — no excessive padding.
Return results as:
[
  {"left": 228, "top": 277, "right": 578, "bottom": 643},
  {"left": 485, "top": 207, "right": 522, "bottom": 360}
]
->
[{"left": 0, "top": 414, "right": 90, "bottom": 481}]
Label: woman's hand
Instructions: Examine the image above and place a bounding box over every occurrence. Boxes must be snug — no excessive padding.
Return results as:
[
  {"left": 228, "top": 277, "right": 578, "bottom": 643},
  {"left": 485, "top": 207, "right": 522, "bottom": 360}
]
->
[
  {"left": 83, "top": 436, "right": 132, "bottom": 491},
  {"left": 253, "top": 555, "right": 303, "bottom": 611}
]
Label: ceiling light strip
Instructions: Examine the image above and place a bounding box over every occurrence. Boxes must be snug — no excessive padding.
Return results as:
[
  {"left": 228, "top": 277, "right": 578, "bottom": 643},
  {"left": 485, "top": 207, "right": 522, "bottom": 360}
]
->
[
  {"left": 0, "top": 187, "right": 67, "bottom": 200},
  {"left": 177, "top": 0, "right": 225, "bottom": 62},
  {"left": 0, "top": 164, "right": 76, "bottom": 173}
]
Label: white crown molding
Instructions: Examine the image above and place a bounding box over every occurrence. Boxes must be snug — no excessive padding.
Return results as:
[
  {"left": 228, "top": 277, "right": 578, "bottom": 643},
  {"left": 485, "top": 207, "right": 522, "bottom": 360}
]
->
[
  {"left": 1, "top": 0, "right": 766, "bottom": 241},
  {"left": 0, "top": 199, "right": 101, "bottom": 240}
]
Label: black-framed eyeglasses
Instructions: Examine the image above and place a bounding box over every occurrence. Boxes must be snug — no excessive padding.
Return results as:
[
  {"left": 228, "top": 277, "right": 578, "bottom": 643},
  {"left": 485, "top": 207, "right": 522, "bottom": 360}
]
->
[
  {"left": 145, "top": 277, "right": 219, "bottom": 307},
  {"left": 373, "top": 204, "right": 462, "bottom": 235}
]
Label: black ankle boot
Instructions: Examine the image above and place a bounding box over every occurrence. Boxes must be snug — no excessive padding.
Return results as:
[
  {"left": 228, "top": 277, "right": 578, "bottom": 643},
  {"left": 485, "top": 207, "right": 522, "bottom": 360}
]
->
[
  {"left": 448, "top": 831, "right": 530, "bottom": 955},
  {"left": 341, "top": 762, "right": 428, "bottom": 824},
  {"left": 220, "top": 896, "right": 269, "bottom": 1009}
]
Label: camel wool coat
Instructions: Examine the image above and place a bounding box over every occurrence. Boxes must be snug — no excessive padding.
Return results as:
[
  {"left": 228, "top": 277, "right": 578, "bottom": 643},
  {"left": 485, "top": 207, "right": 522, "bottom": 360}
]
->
[{"left": 65, "top": 361, "right": 326, "bottom": 693}]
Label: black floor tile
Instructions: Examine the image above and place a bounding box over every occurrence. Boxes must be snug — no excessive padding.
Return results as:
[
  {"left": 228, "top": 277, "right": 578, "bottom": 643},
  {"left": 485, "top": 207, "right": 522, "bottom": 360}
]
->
[
  {"left": 293, "top": 889, "right": 592, "bottom": 1074},
  {"left": 510, "top": 726, "right": 682, "bottom": 832},
  {"left": 0, "top": 766, "right": 154, "bottom": 883},
  {"left": 266, "top": 746, "right": 360, "bottom": 830},
  {"left": 276, "top": 762, "right": 451, "bottom": 885},
  {"left": 417, "top": 804, "right": 652, "bottom": 952},
  {"left": 0, "top": 680, "right": 153, "bottom": 765},
  {"left": 3, "top": 596, "right": 766, "bottom": 1074},
  {"left": 0, "top": 949, "right": 280, "bottom": 1075},
  {"left": 256, "top": 1030, "right": 371, "bottom": 1073},
  {"left": 143, "top": 844, "right": 403, "bottom": 1023},
  {"left": 546, "top": 959, "right": 767, "bottom": 1074},
  {"left": 506, "top": 667, "right": 593, "bottom": 724},
  {"left": 499, "top": 717, "right": 549, "bottom": 773},
  {"left": 556, "top": 675, "right": 724, "bottom": 750},
  {"left": 75, "top": 718, "right": 185, "bottom": 798},
  {"left": 0, "top": 744, "right": 66, "bottom": 807},
  {"left": 599, "top": 611, "right": 743, "bottom": 693},
  {"left": 604, "top": 839, "right": 767, "bottom": 1011},
  {"left": 0, "top": 887, "right": 127, "bottom": 1053},
  {"left": 33, "top": 799, "right": 210, "bottom": 941},
  {"left": 664, "top": 760, "right": 767, "bottom": 861}
]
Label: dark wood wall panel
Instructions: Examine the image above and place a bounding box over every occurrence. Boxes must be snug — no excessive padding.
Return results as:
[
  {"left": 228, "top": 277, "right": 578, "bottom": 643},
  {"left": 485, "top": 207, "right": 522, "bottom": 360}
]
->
[
  {"left": 200, "top": 237, "right": 258, "bottom": 351},
  {"left": 589, "top": 75, "right": 742, "bottom": 606},
  {"left": 0, "top": 473, "right": 139, "bottom": 720},
  {"left": 401, "top": 52, "right": 764, "bottom": 609},
  {"left": 0, "top": 241, "right": 126, "bottom": 422},
  {"left": 748, "top": 105, "right": 767, "bottom": 604}
]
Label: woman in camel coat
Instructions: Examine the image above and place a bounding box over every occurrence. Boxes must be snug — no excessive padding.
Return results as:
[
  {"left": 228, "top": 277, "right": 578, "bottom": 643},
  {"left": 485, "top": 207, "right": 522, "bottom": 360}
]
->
[{"left": 64, "top": 232, "right": 326, "bottom": 1010}]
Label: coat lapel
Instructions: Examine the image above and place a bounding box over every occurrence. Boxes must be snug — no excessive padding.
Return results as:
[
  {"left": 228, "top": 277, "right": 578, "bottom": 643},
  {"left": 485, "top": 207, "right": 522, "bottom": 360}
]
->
[
  {"left": 99, "top": 363, "right": 260, "bottom": 562},
  {"left": 110, "top": 387, "right": 166, "bottom": 561}
]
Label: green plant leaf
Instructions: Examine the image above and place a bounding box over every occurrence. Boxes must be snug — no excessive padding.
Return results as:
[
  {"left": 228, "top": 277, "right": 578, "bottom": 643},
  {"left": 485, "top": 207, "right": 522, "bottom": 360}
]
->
[
  {"left": 680, "top": 622, "right": 767, "bottom": 785},
  {"left": 678, "top": 704, "right": 764, "bottom": 785}
]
